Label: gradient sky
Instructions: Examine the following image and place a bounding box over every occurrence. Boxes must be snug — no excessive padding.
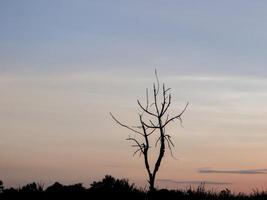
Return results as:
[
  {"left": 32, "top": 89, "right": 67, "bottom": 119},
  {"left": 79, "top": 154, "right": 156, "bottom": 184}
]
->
[{"left": 1, "top": 0, "right": 267, "bottom": 192}]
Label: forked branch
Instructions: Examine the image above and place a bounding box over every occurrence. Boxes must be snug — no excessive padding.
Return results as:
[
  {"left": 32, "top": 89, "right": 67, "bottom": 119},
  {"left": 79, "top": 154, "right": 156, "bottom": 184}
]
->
[
  {"left": 109, "top": 112, "right": 144, "bottom": 136},
  {"left": 163, "top": 102, "right": 189, "bottom": 127}
]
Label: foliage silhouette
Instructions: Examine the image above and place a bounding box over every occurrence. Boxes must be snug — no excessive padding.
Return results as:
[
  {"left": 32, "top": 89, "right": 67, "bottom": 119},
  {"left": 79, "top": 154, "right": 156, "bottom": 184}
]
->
[
  {"left": 0, "top": 180, "right": 3, "bottom": 193},
  {"left": 89, "top": 175, "right": 137, "bottom": 193},
  {"left": 20, "top": 182, "right": 44, "bottom": 193},
  {"left": 1, "top": 175, "right": 267, "bottom": 200}
]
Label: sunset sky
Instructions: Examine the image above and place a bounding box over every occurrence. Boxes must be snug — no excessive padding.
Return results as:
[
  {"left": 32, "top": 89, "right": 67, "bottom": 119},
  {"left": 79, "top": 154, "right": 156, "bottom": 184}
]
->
[{"left": 1, "top": 1, "right": 267, "bottom": 192}]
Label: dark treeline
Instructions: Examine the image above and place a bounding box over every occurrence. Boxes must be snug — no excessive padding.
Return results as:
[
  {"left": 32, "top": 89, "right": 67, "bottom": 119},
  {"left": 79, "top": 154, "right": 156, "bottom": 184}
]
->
[{"left": 1, "top": 175, "right": 267, "bottom": 200}]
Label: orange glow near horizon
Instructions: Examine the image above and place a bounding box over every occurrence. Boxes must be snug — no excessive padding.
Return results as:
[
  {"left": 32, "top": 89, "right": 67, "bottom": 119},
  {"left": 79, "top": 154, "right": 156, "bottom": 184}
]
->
[{"left": 0, "top": 72, "right": 267, "bottom": 193}]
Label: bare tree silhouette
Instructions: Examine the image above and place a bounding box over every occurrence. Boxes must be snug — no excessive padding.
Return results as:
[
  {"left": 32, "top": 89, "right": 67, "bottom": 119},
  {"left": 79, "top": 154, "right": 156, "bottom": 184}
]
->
[{"left": 110, "top": 70, "right": 188, "bottom": 192}]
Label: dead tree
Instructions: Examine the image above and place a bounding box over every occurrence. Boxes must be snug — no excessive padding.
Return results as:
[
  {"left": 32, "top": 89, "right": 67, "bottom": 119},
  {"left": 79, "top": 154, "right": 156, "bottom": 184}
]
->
[{"left": 110, "top": 71, "right": 188, "bottom": 192}]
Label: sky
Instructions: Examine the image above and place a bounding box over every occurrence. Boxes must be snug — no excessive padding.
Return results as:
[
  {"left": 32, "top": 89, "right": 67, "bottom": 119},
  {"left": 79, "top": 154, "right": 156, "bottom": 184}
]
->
[{"left": 1, "top": 0, "right": 267, "bottom": 192}]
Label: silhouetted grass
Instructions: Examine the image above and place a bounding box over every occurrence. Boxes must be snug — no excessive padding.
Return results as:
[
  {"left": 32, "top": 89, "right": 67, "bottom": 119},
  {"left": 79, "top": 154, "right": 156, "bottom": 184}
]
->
[{"left": 1, "top": 175, "right": 267, "bottom": 200}]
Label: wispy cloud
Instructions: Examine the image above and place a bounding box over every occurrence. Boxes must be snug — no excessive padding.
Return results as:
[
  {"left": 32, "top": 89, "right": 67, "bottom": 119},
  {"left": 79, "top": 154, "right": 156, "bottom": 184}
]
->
[
  {"left": 158, "top": 179, "right": 232, "bottom": 185},
  {"left": 198, "top": 168, "right": 267, "bottom": 175}
]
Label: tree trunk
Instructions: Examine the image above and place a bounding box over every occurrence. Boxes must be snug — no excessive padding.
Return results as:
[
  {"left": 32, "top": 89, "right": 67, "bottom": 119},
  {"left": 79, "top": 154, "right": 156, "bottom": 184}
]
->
[{"left": 149, "top": 175, "right": 155, "bottom": 192}]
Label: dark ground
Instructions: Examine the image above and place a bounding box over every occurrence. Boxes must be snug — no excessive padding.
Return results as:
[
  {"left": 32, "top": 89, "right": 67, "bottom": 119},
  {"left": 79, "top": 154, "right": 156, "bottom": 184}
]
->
[{"left": 1, "top": 175, "right": 267, "bottom": 200}]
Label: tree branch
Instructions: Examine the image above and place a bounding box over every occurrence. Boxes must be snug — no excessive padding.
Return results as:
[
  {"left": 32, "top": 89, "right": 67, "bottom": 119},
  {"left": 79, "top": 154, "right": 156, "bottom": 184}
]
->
[
  {"left": 145, "top": 88, "right": 149, "bottom": 110},
  {"left": 147, "top": 128, "right": 157, "bottom": 136},
  {"left": 142, "top": 120, "right": 160, "bottom": 129},
  {"left": 110, "top": 112, "right": 144, "bottom": 136},
  {"left": 155, "top": 69, "right": 160, "bottom": 95},
  {"left": 163, "top": 102, "right": 189, "bottom": 127},
  {"left": 162, "top": 94, "right": 171, "bottom": 116},
  {"left": 153, "top": 83, "right": 160, "bottom": 115},
  {"left": 126, "top": 137, "right": 144, "bottom": 155},
  {"left": 137, "top": 100, "right": 158, "bottom": 117}
]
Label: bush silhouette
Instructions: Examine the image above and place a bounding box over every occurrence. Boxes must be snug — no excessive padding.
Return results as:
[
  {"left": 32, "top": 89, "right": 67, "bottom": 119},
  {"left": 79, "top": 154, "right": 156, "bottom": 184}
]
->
[
  {"left": 90, "top": 175, "right": 136, "bottom": 193},
  {"left": 20, "top": 182, "right": 43, "bottom": 193},
  {"left": 0, "top": 180, "right": 3, "bottom": 193},
  {"left": 1, "top": 175, "right": 267, "bottom": 200},
  {"left": 46, "top": 182, "right": 86, "bottom": 193},
  {"left": 46, "top": 182, "right": 64, "bottom": 193}
]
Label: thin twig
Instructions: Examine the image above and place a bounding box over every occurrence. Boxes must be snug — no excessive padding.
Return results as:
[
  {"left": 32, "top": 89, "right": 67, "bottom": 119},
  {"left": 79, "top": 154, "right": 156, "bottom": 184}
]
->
[
  {"left": 163, "top": 102, "right": 189, "bottom": 127},
  {"left": 146, "top": 88, "right": 149, "bottom": 110},
  {"left": 155, "top": 69, "right": 160, "bottom": 95},
  {"left": 137, "top": 100, "right": 158, "bottom": 117}
]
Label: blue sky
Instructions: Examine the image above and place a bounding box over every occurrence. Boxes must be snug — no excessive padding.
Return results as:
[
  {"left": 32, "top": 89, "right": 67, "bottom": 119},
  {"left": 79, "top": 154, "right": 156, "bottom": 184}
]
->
[
  {"left": 1, "top": 1, "right": 267, "bottom": 192},
  {"left": 1, "top": 0, "right": 267, "bottom": 75}
]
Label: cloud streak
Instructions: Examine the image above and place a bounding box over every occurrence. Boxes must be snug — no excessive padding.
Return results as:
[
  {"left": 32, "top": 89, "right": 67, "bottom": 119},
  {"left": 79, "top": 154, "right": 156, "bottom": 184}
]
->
[
  {"left": 158, "top": 179, "right": 232, "bottom": 185},
  {"left": 198, "top": 168, "right": 267, "bottom": 175}
]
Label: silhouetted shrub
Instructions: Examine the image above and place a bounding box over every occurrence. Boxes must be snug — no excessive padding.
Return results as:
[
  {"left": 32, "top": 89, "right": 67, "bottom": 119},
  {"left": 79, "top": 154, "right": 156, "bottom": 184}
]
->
[
  {"left": 0, "top": 180, "right": 3, "bottom": 193},
  {"left": 90, "top": 175, "right": 136, "bottom": 193},
  {"left": 219, "top": 188, "right": 232, "bottom": 198},
  {"left": 2, "top": 175, "right": 267, "bottom": 200},
  {"left": 46, "top": 182, "right": 64, "bottom": 193},
  {"left": 20, "top": 182, "right": 43, "bottom": 193},
  {"left": 251, "top": 189, "right": 267, "bottom": 199},
  {"left": 45, "top": 182, "right": 87, "bottom": 200},
  {"left": 89, "top": 175, "right": 144, "bottom": 200},
  {"left": 65, "top": 183, "right": 85, "bottom": 193},
  {"left": 2, "top": 187, "right": 18, "bottom": 195}
]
